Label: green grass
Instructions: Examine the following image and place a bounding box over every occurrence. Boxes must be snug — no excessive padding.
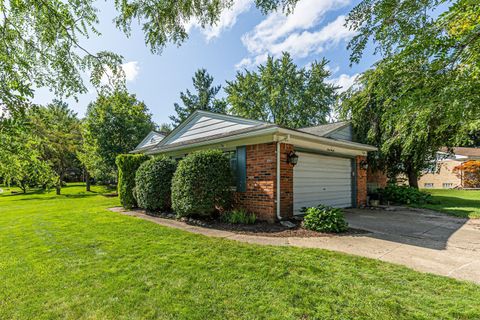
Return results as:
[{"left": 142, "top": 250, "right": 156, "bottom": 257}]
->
[
  {"left": 1, "top": 184, "right": 479, "bottom": 319},
  {"left": 417, "top": 189, "right": 480, "bottom": 219}
]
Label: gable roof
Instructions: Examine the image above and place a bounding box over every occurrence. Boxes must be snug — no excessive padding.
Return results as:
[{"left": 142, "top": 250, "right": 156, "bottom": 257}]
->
[
  {"left": 148, "top": 110, "right": 267, "bottom": 153},
  {"left": 439, "top": 147, "right": 480, "bottom": 159},
  {"left": 131, "top": 131, "right": 166, "bottom": 153},
  {"left": 298, "top": 121, "right": 351, "bottom": 138},
  {"left": 134, "top": 110, "right": 376, "bottom": 154}
]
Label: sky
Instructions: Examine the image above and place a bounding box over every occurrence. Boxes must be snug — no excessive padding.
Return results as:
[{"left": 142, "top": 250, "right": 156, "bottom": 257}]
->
[{"left": 34, "top": 0, "right": 378, "bottom": 125}]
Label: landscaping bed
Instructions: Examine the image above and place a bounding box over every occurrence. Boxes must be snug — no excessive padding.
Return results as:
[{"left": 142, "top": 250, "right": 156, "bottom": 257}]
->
[{"left": 145, "top": 210, "right": 369, "bottom": 237}]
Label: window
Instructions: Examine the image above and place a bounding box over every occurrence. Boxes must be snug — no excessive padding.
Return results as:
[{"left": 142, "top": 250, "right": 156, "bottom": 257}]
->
[
  {"left": 225, "top": 146, "right": 246, "bottom": 192},
  {"left": 443, "top": 183, "right": 453, "bottom": 189},
  {"left": 225, "top": 150, "right": 238, "bottom": 188},
  {"left": 424, "top": 183, "right": 434, "bottom": 188}
]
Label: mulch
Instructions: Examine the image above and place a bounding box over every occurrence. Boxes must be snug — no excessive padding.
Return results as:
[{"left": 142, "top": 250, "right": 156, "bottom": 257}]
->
[{"left": 147, "top": 211, "right": 369, "bottom": 238}]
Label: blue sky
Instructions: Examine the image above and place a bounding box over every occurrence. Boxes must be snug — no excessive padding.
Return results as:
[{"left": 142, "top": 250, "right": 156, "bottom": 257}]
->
[{"left": 34, "top": 0, "right": 378, "bottom": 125}]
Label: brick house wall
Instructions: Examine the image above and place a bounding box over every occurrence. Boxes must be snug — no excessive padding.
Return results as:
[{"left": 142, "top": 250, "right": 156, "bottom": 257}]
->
[
  {"left": 356, "top": 156, "right": 368, "bottom": 207},
  {"left": 417, "top": 160, "right": 463, "bottom": 189},
  {"left": 234, "top": 143, "right": 368, "bottom": 221},
  {"left": 233, "top": 142, "right": 294, "bottom": 222}
]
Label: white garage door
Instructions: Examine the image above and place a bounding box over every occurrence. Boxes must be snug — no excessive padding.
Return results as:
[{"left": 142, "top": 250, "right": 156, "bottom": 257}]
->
[{"left": 293, "top": 152, "right": 353, "bottom": 214}]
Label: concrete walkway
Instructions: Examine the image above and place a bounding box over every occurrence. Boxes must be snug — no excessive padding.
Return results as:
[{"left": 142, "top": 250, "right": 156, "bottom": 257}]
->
[{"left": 110, "top": 207, "right": 480, "bottom": 284}]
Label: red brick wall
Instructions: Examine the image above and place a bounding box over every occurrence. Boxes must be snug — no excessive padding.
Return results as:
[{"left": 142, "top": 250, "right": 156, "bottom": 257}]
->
[
  {"left": 233, "top": 142, "right": 294, "bottom": 222},
  {"left": 279, "top": 143, "right": 294, "bottom": 218},
  {"left": 356, "top": 156, "right": 368, "bottom": 207}
]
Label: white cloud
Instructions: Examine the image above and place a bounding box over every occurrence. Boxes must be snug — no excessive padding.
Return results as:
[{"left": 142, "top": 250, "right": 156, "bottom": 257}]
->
[
  {"left": 237, "top": 0, "right": 354, "bottom": 68},
  {"left": 187, "top": 0, "right": 253, "bottom": 41},
  {"left": 121, "top": 61, "right": 140, "bottom": 82},
  {"left": 328, "top": 73, "right": 359, "bottom": 93},
  {"left": 101, "top": 61, "right": 140, "bottom": 85}
]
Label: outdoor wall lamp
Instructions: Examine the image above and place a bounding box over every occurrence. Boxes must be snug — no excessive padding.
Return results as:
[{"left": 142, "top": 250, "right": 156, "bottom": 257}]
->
[
  {"left": 359, "top": 159, "right": 369, "bottom": 170},
  {"left": 287, "top": 151, "right": 299, "bottom": 166}
]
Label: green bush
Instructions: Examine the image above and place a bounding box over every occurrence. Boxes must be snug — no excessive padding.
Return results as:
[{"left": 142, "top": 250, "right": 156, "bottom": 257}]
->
[
  {"left": 222, "top": 208, "right": 256, "bottom": 224},
  {"left": 378, "top": 184, "right": 432, "bottom": 205},
  {"left": 116, "top": 154, "right": 149, "bottom": 209},
  {"left": 301, "top": 205, "right": 348, "bottom": 233},
  {"left": 135, "top": 156, "right": 177, "bottom": 212},
  {"left": 172, "top": 149, "right": 232, "bottom": 217}
]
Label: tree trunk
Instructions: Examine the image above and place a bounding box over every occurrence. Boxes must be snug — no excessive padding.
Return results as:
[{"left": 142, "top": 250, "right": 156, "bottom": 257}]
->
[
  {"left": 407, "top": 170, "right": 419, "bottom": 189},
  {"left": 85, "top": 170, "right": 91, "bottom": 192},
  {"left": 56, "top": 172, "right": 64, "bottom": 195}
]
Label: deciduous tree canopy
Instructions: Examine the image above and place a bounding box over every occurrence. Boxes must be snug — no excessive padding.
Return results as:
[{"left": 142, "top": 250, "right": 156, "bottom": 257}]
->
[
  {"left": 226, "top": 53, "right": 337, "bottom": 128},
  {"left": 81, "top": 90, "right": 155, "bottom": 182}
]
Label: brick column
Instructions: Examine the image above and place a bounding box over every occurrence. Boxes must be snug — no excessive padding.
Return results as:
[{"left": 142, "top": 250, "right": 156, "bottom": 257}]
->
[
  {"left": 278, "top": 143, "right": 294, "bottom": 219},
  {"left": 356, "top": 156, "right": 368, "bottom": 207}
]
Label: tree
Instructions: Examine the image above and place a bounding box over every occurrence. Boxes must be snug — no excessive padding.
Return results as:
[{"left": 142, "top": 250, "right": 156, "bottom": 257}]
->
[
  {"left": 0, "top": 0, "right": 124, "bottom": 117},
  {"left": 158, "top": 123, "right": 173, "bottom": 134},
  {"left": 453, "top": 161, "right": 480, "bottom": 188},
  {"left": 226, "top": 52, "right": 337, "bottom": 128},
  {"left": 29, "top": 101, "right": 82, "bottom": 195},
  {"left": 81, "top": 90, "right": 155, "bottom": 183},
  {"left": 1, "top": 0, "right": 300, "bottom": 117},
  {"left": 0, "top": 116, "right": 55, "bottom": 193},
  {"left": 170, "top": 69, "right": 227, "bottom": 124},
  {"left": 338, "top": 60, "right": 459, "bottom": 188},
  {"left": 346, "top": 0, "right": 480, "bottom": 142}
]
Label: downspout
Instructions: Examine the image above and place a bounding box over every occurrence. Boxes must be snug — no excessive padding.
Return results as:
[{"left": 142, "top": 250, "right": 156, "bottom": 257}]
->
[{"left": 275, "top": 135, "right": 289, "bottom": 221}]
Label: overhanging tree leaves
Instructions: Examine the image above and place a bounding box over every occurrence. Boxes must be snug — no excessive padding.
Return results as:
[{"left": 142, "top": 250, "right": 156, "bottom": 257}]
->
[
  {"left": 0, "top": 0, "right": 124, "bottom": 116},
  {"left": 344, "top": 0, "right": 480, "bottom": 186},
  {"left": 226, "top": 52, "right": 337, "bottom": 128},
  {"left": 170, "top": 68, "right": 227, "bottom": 125}
]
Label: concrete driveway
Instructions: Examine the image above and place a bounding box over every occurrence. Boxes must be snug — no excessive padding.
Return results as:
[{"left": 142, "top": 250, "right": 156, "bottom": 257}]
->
[{"left": 340, "top": 208, "right": 480, "bottom": 283}]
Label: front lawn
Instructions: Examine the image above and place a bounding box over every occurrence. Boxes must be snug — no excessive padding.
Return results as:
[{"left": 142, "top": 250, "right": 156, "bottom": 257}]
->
[
  {"left": 417, "top": 189, "right": 480, "bottom": 219},
  {"left": 1, "top": 184, "right": 479, "bottom": 319}
]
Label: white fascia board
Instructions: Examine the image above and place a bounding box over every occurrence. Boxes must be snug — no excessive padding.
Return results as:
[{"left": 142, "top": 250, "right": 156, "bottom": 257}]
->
[
  {"left": 277, "top": 128, "right": 377, "bottom": 152},
  {"left": 146, "top": 127, "right": 278, "bottom": 155},
  {"left": 147, "top": 126, "right": 377, "bottom": 155}
]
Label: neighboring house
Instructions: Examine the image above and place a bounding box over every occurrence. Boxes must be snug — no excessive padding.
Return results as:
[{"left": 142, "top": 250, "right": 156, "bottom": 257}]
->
[
  {"left": 132, "top": 111, "right": 376, "bottom": 222},
  {"left": 418, "top": 147, "right": 480, "bottom": 189}
]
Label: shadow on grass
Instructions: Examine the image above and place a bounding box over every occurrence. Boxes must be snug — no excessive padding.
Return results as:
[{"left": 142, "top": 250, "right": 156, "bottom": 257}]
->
[{"left": 416, "top": 195, "right": 480, "bottom": 218}]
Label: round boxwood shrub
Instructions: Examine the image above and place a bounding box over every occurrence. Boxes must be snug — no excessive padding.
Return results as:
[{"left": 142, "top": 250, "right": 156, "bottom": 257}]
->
[
  {"left": 135, "top": 156, "right": 177, "bottom": 212},
  {"left": 172, "top": 149, "right": 232, "bottom": 217},
  {"left": 116, "top": 154, "right": 149, "bottom": 209},
  {"left": 301, "top": 205, "right": 348, "bottom": 233}
]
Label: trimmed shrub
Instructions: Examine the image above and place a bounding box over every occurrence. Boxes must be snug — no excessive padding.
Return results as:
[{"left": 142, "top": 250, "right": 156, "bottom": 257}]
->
[
  {"left": 172, "top": 149, "right": 232, "bottom": 217},
  {"left": 135, "top": 156, "right": 177, "bottom": 212},
  {"left": 377, "top": 184, "right": 433, "bottom": 205},
  {"left": 116, "top": 154, "right": 149, "bottom": 209},
  {"left": 222, "top": 208, "right": 256, "bottom": 224},
  {"left": 301, "top": 205, "right": 348, "bottom": 233}
]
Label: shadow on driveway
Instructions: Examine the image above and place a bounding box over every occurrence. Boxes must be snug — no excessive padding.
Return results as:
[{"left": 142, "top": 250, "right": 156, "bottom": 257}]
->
[{"left": 344, "top": 208, "right": 473, "bottom": 251}]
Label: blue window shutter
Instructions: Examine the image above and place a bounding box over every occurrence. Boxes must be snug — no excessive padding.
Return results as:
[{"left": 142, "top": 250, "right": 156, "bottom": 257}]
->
[{"left": 236, "top": 146, "right": 247, "bottom": 192}]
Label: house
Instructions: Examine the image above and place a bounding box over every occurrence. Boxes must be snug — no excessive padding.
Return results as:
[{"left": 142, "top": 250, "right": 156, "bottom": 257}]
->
[
  {"left": 132, "top": 111, "right": 377, "bottom": 222},
  {"left": 418, "top": 147, "right": 480, "bottom": 189}
]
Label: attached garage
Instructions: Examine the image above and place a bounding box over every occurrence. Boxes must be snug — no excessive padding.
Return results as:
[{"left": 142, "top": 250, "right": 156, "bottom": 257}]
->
[
  {"left": 293, "top": 152, "right": 353, "bottom": 214},
  {"left": 134, "top": 110, "right": 376, "bottom": 222}
]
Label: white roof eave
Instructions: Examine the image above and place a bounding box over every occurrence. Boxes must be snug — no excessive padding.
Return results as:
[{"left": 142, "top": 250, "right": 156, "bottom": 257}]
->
[{"left": 147, "top": 126, "right": 377, "bottom": 155}]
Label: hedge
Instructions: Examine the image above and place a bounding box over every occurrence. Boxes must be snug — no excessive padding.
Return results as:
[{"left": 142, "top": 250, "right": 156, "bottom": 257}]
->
[
  {"left": 172, "top": 149, "right": 232, "bottom": 217},
  {"left": 116, "top": 154, "right": 149, "bottom": 209},
  {"left": 135, "top": 156, "right": 177, "bottom": 212}
]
